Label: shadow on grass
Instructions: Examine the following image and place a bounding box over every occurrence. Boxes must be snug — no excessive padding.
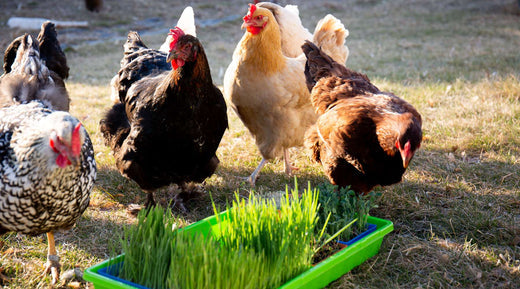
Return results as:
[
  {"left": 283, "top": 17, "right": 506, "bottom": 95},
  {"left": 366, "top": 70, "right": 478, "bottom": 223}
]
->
[
  {"left": 344, "top": 226, "right": 520, "bottom": 289},
  {"left": 373, "top": 147, "right": 519, "bottom": 250},
  {"left": 338, "top": 148, "right": 520, "bottom": 287},
  {"left": 69, "top": 162, "right": 328, "bottom": 260}
]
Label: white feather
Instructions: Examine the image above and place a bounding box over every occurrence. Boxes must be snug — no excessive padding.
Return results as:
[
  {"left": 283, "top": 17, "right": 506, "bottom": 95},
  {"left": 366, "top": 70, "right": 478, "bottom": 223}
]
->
[
  {"left": 176, "top": 6, "right": 196, "bottom": 37},
  {"left": 159, "top": 6, "right": 196, "bottom": 53}
]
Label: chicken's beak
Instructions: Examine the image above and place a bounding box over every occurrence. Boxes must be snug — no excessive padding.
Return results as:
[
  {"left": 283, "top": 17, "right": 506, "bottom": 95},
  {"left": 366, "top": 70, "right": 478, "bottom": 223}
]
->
[
  {"left": 401, "top": 152, "right": 412, "bottom": 169},
  {"left": 241, "top": 16, "right": 267, "bottom": 34},
  {"left": 399, "top": 141, "right": 413, "bottom": 169},
  {"left": 69, "top": 155, "right": 81, "bottom": 168},
  {"left": 241, "top": 20, "right": 250, "bottom": 30},
  {"left": 166, "top": 50, "right": 176, "bottom": 63}
]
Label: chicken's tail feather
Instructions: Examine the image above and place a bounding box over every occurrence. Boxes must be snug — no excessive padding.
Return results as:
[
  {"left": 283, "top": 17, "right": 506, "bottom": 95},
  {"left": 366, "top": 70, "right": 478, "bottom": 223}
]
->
[
  {"left": 302, "top": 41, "right": 336, "bottom": 92},
  {"left": 312, "top": 14, "right": 349, "bottom": 65},
  {"left": 99, "top": 103, "right": 131, "bottom": 151},
  {"left": 37, "top": 21, "right": 69, "bottom": 80},
  {"left": 124, "top": 31, "right": 148, "bottom": 56},
  {"left": 6, "top": 34, "right": 50, "bottom": 83}
]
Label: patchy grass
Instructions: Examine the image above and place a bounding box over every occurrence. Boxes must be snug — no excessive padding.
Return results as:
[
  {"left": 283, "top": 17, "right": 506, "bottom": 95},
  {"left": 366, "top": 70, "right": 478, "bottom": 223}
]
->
[{"left": 0, "top": 0, "right": 519, "bottom": 288}]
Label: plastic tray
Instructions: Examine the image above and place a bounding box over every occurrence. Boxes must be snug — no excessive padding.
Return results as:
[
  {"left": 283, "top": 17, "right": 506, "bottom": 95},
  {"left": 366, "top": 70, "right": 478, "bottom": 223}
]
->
[{"left": 84, "top": 213, "right": 393, "bottom": 289}]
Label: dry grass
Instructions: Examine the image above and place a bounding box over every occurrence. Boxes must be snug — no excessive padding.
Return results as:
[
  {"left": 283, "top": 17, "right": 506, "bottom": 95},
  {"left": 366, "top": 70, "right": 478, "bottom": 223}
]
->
[{"left": 0, "top": 0, "right": 519, "bottom": 288}]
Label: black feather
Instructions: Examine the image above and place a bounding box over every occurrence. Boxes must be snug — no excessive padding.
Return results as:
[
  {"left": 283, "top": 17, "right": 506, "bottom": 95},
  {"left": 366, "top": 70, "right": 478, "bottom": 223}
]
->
[{"left": 101, "top": 31, "right": 228, "bottom": 202}]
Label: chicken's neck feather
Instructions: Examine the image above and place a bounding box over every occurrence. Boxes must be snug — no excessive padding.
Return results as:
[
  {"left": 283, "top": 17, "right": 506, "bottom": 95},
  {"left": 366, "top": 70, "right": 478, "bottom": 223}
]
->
[
  {"left": 159, "top": 42, "right": 213, "bottom": 95},
  {"left": 376, "top": 112, "right": 418, "bottom": 157},
  {"left": 238, "top": 19, "right": 286, "bottom": 75}
]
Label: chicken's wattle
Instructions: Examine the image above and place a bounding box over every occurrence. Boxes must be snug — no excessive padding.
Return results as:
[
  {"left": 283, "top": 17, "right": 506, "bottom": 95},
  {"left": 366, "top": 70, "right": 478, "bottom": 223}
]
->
[
  {"left": 171, "top": 58, "right": 184, "bottom": 70},
  {"left": 56, "top": 153, "right": 71, "bottom": 168},
  {"left": 246, "top": 26, "right": 263, "bottom": 35}
]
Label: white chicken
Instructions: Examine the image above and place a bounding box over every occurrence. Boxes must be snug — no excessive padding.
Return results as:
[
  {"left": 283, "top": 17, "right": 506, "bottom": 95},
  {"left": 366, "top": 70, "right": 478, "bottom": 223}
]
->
[
  {"left": 223, "top": 3, "right": 349, "bottom": 186},
  {"left": 257, "top": 1, "right": 349, "bottom": 63}
]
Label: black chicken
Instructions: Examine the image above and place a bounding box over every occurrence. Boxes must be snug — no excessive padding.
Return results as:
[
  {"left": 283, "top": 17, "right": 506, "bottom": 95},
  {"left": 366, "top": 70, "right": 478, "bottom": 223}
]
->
[
  {"left": 0, "top": 102, "right": 96, "bottom": 284},
  {"left": 302, "top": 41, "right": 422, "bottom": 193},
  {"left": 109, "top": 31, "right": 172, "bottom": 104},
  {"left": 100, "top": 27, "right": 228, "bottom": 210},
  {"left": 85, "top": 0, "right": 103, "bottom": 12},
  {"left": 0, "top": 21, "right": 70, "bottom": 111}
]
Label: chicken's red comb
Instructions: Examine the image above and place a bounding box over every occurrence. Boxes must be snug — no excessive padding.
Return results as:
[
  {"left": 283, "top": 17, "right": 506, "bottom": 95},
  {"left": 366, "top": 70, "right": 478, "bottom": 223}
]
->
[
  {"left": 71, "top": 122, "right": 82, "bottom": 157},
  {"left": 169, "top": 27, "right": 185, "bottom": 41},
  {"left": 169, "top": 26, "right": 185, "bottom": 51},
  {"left": 244, "top": 3, "right": 257, "bottom": 22}
]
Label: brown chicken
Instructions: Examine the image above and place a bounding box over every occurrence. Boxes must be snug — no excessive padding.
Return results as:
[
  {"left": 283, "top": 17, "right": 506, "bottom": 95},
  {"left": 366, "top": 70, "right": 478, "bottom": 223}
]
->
[
  {"left": 302, "top": 41, "right": 422, "bottom": 193},
  {"left": 223, "top": 4, "right": 348, "bottom": 186}
]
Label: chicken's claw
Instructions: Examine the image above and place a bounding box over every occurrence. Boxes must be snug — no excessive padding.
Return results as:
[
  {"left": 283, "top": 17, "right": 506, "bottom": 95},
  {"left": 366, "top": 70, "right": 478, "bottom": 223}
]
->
[
  {"left": 43, "top": 254, "right": 60, "bottom": 285},
  {"left": 284, "top": 164, "right": 299, "bottom": 176},
  {"left": 242, "top": 175, "right": 256, "bottom": 187},
  {"left": 126, "top": 204, "right": 143, "bottom": 217},
  {"left": 245, "top": 157, "right": 267, "bottom": 187}
]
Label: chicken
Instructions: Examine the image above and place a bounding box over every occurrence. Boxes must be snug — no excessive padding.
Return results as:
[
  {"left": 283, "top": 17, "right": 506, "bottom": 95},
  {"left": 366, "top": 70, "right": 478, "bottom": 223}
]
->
[
  {"left": 223, "top": 4, "right": 348, "bottom": 186},
  {"left": 109, "top": 31, "right": 172, "bottom": 103},
  {"left": 302, "top": 41, "right": 422, "bottom": 193},
  {"left": 0, "top": 102, "right": 96, "bottom": 284},
  {"left": 110, "top": 6, "right": 196, "bottom": 103},
  {"left": 85, "top": 0, "right": 103, "bottom": 12},
  {"left": 0, "top": 21, "right": 70, "bottom": 111},
  {"left": 256, "top": 1, "right": 349, "bottom": 63},
  {"left": 100, "top": 27, "right": 228, "bottom": 210}
]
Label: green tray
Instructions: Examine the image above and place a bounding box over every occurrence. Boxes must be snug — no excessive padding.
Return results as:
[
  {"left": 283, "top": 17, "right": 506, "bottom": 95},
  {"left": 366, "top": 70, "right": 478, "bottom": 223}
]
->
[{"left": 84, "top": 213, "right": 393, "bottom": 289}]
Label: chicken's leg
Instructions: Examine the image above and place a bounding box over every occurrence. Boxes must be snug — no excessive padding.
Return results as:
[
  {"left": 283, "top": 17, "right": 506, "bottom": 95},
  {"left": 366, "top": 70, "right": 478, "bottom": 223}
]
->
[
  {"left": 43, "top": 231, "right": 60, "bottom": 284},
  {"left": 127, "top": 190, "right": 155, "bottom": 217},
  {"left": 144, "top": 191, "right": 156, "bottom": 208},
  {"left": 283, "top": 149, "right": 299, "bottom": 176},
  {"left": 247, "top": 157, "right": 267, "bottom": 187}
]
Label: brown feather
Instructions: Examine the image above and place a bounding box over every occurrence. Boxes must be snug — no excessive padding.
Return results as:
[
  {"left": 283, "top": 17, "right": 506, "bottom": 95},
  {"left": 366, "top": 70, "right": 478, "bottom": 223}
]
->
[{"left": 302, "top": 41, "right": 422, "bottom": 193}]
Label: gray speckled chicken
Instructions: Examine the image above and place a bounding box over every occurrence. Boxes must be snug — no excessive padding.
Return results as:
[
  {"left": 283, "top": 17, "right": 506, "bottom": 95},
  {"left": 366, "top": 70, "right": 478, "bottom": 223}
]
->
[
  {"left": 0, "top": 102, "right": 96, "bottom": 284},
  {"left": 0, "top": 21, "right": 70, "bottom": 111}
]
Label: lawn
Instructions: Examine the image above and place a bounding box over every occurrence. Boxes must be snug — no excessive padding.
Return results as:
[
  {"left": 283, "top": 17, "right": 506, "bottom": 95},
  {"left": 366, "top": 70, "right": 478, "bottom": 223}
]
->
[{"left": 0, "top": 0, "right": 519, "bottom": 288}]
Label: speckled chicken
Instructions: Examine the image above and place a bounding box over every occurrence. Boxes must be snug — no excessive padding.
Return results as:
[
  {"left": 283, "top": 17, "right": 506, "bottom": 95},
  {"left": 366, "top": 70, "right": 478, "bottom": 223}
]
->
[
  {"left": 302, "top": 41, "right": 422, "bottom": 193},
  {"left": 0, "top": 21, "right": 70, "bottom": 111},
  {"left": 0, "top": 102, "right": 96, "bottom": 284}
]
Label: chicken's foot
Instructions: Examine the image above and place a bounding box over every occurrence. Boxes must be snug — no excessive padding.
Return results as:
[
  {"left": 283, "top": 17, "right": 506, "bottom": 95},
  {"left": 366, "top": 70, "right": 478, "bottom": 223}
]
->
[
  {"left": 43, "top": 232, "right": 60, "bottom": 285},
  {"left": 144, "top": 192, "right": 156, "bottom": 208},
  {"left": 171, "top": 183, "right": 203, "bottom": 213},
  {"left": 283, "top": 149, "right": 299, "bottom": 176},
  {"left": 246, "top": 157, "right": 267, "bottom": 187},
  {"left": 127, "top": 190, "right": 156, "bottom": 217}
]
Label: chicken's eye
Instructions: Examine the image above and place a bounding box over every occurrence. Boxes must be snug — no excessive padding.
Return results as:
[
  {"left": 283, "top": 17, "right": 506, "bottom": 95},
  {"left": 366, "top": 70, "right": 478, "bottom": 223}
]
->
[{"left": 255, "top": 16, "right": 263, "bottom": 20}]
